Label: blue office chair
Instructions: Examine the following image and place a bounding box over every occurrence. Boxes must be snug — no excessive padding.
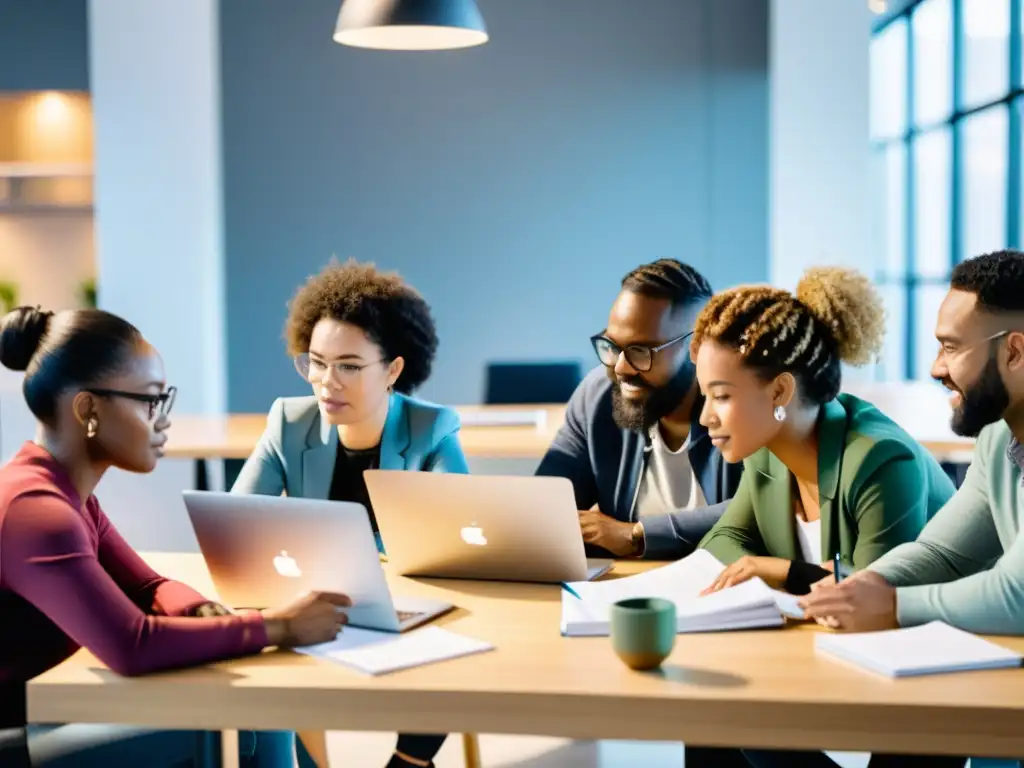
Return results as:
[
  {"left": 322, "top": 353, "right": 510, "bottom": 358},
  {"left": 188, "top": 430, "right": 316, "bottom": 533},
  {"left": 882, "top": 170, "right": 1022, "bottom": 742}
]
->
[{"left": 484, "top": 361, "right": 582, "bottom": 405}]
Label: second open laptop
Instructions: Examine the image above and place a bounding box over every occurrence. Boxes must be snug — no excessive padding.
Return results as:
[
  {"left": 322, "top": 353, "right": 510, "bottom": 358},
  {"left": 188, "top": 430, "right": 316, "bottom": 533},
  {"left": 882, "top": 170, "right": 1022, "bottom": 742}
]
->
[
  {"left": 363, "top": 471, "right": 613, "bottom": 583},
  {"left": 181, "top": 491, "right": 452, "bottom": 633}
]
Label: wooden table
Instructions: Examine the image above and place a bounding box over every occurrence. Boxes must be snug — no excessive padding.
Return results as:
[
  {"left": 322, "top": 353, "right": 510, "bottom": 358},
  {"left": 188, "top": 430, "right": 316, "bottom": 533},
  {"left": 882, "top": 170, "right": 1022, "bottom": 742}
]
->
[
  {"left": 165, "top": 382, "right": 974, "bottom": 464},
  {"left": 164, "top": 404, "right": 567, "bottom": 462},
  {"left": 28, "top": 553, "right": 1024, "bottom": 758}
]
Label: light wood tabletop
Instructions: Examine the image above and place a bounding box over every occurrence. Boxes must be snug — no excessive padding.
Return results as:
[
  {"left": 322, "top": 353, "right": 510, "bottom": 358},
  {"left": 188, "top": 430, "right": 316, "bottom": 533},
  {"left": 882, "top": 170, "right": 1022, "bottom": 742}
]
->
[
  {"left": 27, "top": 552, "right": 1024, "bottom": 758},
  {"left": 163, "top": 382, "right": 974, "bottom": 462}
]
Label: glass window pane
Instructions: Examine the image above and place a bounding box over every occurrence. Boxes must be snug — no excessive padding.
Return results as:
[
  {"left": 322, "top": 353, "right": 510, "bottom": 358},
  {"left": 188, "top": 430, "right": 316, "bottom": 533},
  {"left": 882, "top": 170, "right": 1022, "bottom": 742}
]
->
[
  {"left": 961, "top": 106, "right": 1009, "bottom": 261},
  {"left": 871, "top": 18, "right": 908, "bottom": 140},
  {"left": 872, "top": 144, "right": 908, "bottom": 278},
  {"left": 879, "top": 283, "right": 908, "bottom": 381},
  {"left": 912, "top": 128, "right": 953, "bottom": 278},
  {"left": 962, "top": 0, "right": 1010, "bottom": 109},
  {"left": 912, "top": 0, "right": 953, "bottom": 126},
  {"left": 914, "top": 285, "right": 948, "bottom": 381}
]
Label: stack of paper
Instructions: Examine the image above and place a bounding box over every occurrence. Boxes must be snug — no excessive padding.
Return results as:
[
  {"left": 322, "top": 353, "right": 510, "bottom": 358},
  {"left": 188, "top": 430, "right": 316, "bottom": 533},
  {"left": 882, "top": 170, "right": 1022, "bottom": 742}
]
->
[
  {"left": 815, "top": 621, "right": 1024, "bottom": 678},
  {"left": 560, "top": 550, "right": 786, "bottom": 636},
  {"left": 297, "top": 626, "right": 494, "bottom": 676}
]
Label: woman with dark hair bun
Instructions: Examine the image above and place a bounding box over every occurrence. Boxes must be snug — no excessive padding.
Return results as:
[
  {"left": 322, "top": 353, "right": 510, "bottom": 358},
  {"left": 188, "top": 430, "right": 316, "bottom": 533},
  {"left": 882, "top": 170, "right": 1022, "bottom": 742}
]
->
[{"left": 0, "top": 305, "right": 351, "bottom": 767}]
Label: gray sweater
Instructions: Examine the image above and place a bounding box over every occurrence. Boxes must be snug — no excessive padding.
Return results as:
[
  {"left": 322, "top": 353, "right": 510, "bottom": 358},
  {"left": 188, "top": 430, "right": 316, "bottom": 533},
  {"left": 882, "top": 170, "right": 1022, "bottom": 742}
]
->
[{"left": 869, "top": 420, "right": 1024, "bottom": 635}]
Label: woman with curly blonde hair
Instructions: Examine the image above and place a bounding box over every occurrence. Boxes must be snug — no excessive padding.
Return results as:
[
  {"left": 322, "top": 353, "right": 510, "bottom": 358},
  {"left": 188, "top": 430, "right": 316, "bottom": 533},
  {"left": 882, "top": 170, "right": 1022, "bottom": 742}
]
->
[
  {"left": 694, "top": 267, "right": 955, "bottom": 595},
  {"left": 684, "top": 268, "right": 962, "bottom": 768}
]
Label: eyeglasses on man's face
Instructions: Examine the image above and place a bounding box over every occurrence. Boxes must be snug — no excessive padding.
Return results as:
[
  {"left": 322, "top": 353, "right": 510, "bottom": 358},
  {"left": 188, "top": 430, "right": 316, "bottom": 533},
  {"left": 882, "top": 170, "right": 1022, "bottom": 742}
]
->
[
  {"left": 590, "top": 331, "right": 693, "bottom": 373},
  {"left": 294, "top": 352, "right": 387, "bottom": 384},
  {"left": 84, "top": 386, "right": 177, "bottom": 421}
]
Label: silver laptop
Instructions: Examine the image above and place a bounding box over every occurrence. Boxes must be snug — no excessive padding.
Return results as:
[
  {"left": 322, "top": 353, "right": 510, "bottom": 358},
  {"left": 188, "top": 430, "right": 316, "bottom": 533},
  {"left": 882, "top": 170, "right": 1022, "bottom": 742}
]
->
[
  {"left": 363, "top": 472, "right": 613, "bottom": 583},
  {"left": 181, "top": 491, "right": 452, "bottom": 632}
]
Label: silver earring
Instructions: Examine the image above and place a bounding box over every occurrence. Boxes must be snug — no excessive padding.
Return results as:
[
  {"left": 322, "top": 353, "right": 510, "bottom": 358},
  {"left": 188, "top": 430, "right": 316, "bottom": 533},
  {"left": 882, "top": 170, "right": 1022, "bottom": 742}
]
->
[
  {"left": 86, "top": 418, "right": 98, "bottom": 438},
  {"left": 773, "top": 405, "right": 787, "bottom": 423}
]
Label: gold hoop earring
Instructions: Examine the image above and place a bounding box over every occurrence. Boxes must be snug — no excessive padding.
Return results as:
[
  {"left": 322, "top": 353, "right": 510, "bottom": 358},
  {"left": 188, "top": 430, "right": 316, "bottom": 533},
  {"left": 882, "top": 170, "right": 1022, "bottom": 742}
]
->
[{"left": 86, "top": 418, "right": 98, "bottom": 439}]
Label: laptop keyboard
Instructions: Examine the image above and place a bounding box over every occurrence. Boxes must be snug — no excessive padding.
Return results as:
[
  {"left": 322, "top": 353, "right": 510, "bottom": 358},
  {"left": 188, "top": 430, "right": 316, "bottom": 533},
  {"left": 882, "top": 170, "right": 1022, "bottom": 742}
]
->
[{"left": 396, "top": 610, "right": 426, "bottom": 622}]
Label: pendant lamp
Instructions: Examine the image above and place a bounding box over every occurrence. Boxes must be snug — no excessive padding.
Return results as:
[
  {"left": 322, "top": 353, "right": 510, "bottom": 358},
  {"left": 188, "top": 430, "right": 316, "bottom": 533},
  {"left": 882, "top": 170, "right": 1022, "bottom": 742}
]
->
[{"left": 334, "top": 0, "right": 488, "bottom": 51}]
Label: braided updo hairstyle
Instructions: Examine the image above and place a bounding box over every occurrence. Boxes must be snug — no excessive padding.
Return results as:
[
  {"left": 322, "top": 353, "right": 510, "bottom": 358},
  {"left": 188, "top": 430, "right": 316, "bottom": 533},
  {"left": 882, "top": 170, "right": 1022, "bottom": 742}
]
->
[{"left": 690, "top": 267, "right": 886, "bottom": 404}]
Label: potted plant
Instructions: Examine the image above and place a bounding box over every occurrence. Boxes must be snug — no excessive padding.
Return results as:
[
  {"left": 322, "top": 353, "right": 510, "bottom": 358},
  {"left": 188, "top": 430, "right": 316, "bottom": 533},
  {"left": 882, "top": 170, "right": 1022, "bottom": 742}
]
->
[
  {"left": 0, "top": 281, "right": 19, "bottom": 314},
  {"left": 79, "top": 277, "right": 97, "bottom": 308}
]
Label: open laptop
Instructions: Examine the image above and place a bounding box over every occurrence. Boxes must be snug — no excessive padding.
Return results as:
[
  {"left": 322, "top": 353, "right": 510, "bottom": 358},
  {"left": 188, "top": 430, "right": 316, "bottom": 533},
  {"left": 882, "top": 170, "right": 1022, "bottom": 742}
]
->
[
  {"left": 363, "top": 471, "right": 613, "bottom": 584},
  {"left": 181, "top": 491, "right": 452, "bottom": 632}
]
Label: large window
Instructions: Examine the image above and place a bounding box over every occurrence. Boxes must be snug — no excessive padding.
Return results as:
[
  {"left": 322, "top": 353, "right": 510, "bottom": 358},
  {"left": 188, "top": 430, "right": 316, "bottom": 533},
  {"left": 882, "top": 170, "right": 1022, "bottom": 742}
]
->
[{"left": 872, "top": 0, "right": 1021, "bottom": 380}]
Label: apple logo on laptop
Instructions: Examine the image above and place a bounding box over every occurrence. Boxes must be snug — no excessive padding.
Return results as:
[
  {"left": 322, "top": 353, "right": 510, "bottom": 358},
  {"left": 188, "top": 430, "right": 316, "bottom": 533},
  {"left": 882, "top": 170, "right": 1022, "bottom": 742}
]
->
[
  {"left": 460, "top": 524, "right": 487, "bottom": 546},
  {"left": 273, "top": 550, "right": 302, "bottom": 578}
]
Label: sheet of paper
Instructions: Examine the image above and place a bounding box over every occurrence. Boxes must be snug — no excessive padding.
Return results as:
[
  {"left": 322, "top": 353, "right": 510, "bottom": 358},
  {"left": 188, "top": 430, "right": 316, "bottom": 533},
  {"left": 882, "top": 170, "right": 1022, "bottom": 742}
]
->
[
  {"left": 568, "top": 549, "right": 727, "bottom": 609},
  {"left": 296, "top": 626, "right": 494, "bottom": 676},
  {"left": 458, "top": 410, "right": 546, "bottom": 427}
]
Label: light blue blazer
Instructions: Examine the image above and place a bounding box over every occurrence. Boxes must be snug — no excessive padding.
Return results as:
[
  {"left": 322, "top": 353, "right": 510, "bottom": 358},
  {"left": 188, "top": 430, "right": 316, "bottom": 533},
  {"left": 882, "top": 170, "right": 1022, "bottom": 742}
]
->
[{"left": 231, "top": 392, "right": 470, "bottom": 500}]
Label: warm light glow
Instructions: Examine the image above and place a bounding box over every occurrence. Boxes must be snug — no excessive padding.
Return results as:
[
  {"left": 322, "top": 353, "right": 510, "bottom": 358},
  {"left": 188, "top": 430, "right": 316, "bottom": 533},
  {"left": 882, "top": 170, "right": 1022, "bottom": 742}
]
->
[
  {"left": 35, "top": 92, "right": 71, "bottom": 127},
  {"left": 869, "top": 0, "right": 888, "bottom": 14},
  {"left": 333, "top": 25, "right": 488, "bottom": 50}
]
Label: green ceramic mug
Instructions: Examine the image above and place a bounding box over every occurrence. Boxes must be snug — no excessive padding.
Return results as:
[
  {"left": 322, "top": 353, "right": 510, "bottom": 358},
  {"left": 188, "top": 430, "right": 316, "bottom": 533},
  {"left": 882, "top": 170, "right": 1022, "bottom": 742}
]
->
[{"left": 610, "top": 597, "right": 677, "bottom": 671}]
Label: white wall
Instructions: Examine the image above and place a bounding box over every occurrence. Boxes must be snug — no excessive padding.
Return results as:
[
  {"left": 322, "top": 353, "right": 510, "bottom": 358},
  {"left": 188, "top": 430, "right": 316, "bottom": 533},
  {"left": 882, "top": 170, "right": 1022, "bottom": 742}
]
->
[
  {"left": 770, "top": 0, "right": 874, "bottom": 381},
  {"left": 87, "top": 0, "right": 227, "bottom": 550},
  {"left": 770, "top": 0, "right": 872, "bottom": 288}
]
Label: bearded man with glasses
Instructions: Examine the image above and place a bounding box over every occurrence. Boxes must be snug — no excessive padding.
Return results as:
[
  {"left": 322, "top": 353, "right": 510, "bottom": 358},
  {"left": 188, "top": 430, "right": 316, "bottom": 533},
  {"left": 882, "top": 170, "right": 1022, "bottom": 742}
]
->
[{"left": 536, "top": 259, "right": 743, "bottom": 559}]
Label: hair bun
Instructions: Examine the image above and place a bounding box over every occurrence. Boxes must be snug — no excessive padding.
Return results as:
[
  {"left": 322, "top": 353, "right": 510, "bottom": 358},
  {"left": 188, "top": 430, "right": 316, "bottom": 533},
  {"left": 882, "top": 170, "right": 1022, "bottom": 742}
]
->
[
  {"left": 0, "top": 306, "right": 54, "bottom": 372},
  {"left": 795, "top": 267, "right": 885, "bottom": 366}
]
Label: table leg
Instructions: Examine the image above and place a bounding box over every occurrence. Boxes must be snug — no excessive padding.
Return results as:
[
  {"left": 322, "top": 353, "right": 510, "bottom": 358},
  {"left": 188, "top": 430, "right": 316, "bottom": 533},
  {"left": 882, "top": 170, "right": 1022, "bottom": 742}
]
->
[
  {"left": 461, "top": 733, "right": 481, "bottom": 768},
  {"left": 220, "top": 729, "right": 239, "bottom": 768},
  {"left": 195, "top": 459, "right": 209, "bottom": 491}
]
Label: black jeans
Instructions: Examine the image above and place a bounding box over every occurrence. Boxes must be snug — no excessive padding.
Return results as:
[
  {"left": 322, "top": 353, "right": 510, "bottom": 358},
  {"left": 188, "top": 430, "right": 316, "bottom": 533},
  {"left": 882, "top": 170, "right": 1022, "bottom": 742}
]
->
[{"left": 685, "top": 746, "right": 968, "bottom": 768}]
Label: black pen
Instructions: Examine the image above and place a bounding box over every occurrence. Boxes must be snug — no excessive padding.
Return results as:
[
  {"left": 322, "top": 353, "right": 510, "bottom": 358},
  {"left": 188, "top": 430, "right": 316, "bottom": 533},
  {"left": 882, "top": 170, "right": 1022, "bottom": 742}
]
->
[{"left": 833, "top": 552, "right": 843, "bottom": 584}]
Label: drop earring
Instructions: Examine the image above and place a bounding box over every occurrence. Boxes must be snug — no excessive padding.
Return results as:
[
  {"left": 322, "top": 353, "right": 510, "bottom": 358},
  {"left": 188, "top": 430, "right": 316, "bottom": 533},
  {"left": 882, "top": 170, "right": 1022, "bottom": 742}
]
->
[
  {"left": 773, "top": 405, "right": 787, "bottom": 423},
  {"left": 86, "top": 417, "right": 99, "bottom": 438}
]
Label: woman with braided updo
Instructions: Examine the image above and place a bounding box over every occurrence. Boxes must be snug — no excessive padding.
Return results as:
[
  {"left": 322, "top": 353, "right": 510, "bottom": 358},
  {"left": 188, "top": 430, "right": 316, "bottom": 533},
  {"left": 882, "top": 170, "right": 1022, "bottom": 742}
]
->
[
  {"left": 684, "top": 269, "right": 963, "bottom": 768},
  {"left": 693, "top": 267, "right": 955, "bottom": 596}
]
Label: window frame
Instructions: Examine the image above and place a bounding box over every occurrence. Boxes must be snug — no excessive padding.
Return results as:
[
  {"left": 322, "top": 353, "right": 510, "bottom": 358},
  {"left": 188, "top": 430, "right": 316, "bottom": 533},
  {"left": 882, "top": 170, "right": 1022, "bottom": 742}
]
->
[{"left": 872, "top": 0, "right": 1022, "bottom": 379}]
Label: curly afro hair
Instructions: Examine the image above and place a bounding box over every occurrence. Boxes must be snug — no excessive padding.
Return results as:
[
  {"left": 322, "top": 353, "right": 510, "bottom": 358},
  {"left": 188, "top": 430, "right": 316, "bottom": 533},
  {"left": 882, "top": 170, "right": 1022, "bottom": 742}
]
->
[
  {"left": 285, "top": 259, "right": 438, "bottom": 394},
  {"left": 691, "top": 267, "right": 886, "bottom": 405},
  {"left": 951, "top": 249, "right": 1024, "bottom": 313}
]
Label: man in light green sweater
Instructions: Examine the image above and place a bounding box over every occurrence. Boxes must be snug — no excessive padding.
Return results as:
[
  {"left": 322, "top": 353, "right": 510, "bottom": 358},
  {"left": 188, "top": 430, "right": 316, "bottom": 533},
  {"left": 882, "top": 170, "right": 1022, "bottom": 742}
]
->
[{"left": 802, "top": 250, "right": 1024, "bottom": 636}]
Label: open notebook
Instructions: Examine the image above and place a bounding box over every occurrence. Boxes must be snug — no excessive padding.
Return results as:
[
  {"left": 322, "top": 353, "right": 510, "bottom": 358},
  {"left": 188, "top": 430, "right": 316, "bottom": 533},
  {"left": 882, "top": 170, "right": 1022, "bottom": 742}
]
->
[
  {"left": 815, "top": 621, "right": 1024, "bottom": 678},
  {"left": 560, "top": 550, "right": 788, "bottom": 636}
]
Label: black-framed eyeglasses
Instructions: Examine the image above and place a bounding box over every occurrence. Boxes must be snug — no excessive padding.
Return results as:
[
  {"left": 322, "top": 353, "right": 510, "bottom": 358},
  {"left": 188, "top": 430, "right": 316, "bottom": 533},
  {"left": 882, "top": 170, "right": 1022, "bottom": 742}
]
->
[
  {"left": 294, "top": 353, "right": 388, "bottom": 383},
  {"left": 84, "top": 386, "right": 177, "bottom": 421},
  {"left": 590, "top": 331, "right": 693, "bottom": 373}
]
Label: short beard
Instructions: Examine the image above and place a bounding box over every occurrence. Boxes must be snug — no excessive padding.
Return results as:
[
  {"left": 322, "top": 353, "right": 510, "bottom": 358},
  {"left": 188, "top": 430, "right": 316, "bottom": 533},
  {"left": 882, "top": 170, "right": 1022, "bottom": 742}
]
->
[
  {"left": 609, "top": 362, "right": 696, "bottom": 433},
  {"left": 949, "top": 352, "right": 1010, "bottom": 438}
]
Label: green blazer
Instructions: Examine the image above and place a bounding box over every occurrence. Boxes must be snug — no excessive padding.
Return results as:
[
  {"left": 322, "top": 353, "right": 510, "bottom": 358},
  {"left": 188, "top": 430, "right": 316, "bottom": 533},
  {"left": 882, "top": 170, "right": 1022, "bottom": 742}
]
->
[{"left": 700, "top": 393, "right": 955, "bottom": 588}]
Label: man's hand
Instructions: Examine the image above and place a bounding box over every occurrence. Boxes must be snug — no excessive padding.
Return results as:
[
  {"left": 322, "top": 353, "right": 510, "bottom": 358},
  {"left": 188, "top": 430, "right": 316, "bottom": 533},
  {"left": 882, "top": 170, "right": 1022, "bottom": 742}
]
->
[
  {"left": 700, "top": 556, "right": 792, "bottom": 595},
  {"left": 799, "top": 570, "right": 898, "bottom": 632},
  {"left": 578, "top": 505, "right": 637, "bottom": 557}
]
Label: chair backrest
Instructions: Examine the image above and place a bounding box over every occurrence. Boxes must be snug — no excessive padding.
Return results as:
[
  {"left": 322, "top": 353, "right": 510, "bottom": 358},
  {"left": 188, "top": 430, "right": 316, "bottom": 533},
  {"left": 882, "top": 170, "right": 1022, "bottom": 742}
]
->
[
  {"left": 0, "top": 681, "right": 29, "bottom": 766},
  {"left": 484, "top": 361, "right": 582, "bottom": 405}
]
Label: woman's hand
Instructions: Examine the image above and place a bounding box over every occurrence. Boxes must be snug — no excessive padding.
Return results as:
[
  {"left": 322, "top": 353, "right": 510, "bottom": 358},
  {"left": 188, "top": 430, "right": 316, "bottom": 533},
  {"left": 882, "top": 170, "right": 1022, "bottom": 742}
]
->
[
  {"left": 701, "top": 556, "right": 792, "bottom": 595},
  {"left": 261, "top": 591, "right": 352, "bottom": 647}
]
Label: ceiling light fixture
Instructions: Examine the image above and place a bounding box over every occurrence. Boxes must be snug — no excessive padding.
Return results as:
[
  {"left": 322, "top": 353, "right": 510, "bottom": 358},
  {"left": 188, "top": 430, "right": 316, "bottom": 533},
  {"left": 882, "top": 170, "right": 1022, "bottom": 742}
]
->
[{"left": 334, "top": 0, "right": 488, "bottom": 51}]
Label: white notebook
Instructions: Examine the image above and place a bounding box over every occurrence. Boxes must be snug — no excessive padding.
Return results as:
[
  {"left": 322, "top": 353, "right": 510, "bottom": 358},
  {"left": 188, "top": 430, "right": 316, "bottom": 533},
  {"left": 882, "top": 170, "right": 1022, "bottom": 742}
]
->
[
  {"left": 297, "top": 626, "right": 494, "bottom": 676},
  {"left": 560, "top": 550, "right": 786, "bottom": 636},
  {"left": 815, "top": 621, "right": 1024, "bottom": 678}
]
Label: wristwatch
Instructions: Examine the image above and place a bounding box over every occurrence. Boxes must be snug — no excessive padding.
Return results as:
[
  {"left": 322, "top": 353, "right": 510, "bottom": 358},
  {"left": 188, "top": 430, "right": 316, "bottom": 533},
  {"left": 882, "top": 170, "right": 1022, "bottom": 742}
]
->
[{"left": 631, "top": 521, "right": 646, "bottom": 557}]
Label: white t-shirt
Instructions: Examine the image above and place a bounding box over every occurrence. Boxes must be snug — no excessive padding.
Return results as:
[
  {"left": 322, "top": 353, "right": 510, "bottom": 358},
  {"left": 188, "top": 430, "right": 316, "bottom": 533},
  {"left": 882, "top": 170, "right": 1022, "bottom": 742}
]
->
[
  {"left": 797, "top": 517, "right": 822, "bottom": 565},
  {"left": 634, "top": 425, "right": 706, "bottom": 520}
]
